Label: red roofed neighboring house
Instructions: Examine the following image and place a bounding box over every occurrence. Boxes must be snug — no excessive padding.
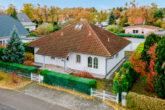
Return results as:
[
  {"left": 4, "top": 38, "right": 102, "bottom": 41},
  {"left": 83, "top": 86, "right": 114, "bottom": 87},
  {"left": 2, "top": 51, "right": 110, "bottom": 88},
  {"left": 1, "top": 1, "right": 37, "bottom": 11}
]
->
[
  {"left": 123, "top": 25, "right": 163, "bottom": 36},
  {"left": 28, "top": 21, "right": 131, "bottom": 78}
]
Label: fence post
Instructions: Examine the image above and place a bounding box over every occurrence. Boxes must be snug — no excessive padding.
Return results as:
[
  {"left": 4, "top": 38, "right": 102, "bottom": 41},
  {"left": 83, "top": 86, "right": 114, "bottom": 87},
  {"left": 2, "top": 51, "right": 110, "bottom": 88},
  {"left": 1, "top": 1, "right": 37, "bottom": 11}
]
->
[
  {"left": 103, "top": 90, "right": 105, "bottom": 100},
  {"left": 116, "top": 93, "right": 119, "bottom": 104},
  {"left": 90, "top": 88, "right": 93, "bottom": 96},
  {"left": 122, "top": 92, "right": 127, "bottom": 106}
]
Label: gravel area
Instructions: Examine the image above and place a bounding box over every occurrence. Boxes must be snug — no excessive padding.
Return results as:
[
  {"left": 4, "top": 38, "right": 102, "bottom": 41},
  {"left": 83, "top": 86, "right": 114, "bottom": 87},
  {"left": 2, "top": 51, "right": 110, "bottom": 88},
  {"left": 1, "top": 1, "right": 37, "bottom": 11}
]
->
[{"left": 19, "top": 82, "right": 114, "bottom": 110}]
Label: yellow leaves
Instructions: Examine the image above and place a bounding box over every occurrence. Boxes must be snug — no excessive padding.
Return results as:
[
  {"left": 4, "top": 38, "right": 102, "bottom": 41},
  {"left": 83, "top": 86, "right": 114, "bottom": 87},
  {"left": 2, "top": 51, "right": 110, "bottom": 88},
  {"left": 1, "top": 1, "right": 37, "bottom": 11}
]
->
[{"left": 25, "top": 52, "right": 34, "bottom": 61}]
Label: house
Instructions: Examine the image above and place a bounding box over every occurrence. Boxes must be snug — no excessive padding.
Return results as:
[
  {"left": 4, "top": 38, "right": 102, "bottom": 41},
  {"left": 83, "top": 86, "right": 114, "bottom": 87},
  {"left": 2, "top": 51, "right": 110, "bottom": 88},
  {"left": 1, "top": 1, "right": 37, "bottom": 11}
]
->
[
  {"left": 0, "top": 15, "right": 29, "bottom": 45},
  {"left": 124, "top": 25, "right": 162, "bottom": 36},
  {"left": 28, "top": 21, "right": 131, "bottom": 78},
  {"left": 17, "top": 13, "right": 36, "bottom": 31},
  {"left": 95, "top": 21, "right": 109, "bottom": 29}
]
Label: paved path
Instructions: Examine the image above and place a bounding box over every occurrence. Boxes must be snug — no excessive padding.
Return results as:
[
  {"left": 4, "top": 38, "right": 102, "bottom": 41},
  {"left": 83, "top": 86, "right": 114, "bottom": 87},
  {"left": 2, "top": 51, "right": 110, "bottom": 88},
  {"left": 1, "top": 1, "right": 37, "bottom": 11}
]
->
[{"left": 0, "top": 88, "right": 69, "bottom": 110}]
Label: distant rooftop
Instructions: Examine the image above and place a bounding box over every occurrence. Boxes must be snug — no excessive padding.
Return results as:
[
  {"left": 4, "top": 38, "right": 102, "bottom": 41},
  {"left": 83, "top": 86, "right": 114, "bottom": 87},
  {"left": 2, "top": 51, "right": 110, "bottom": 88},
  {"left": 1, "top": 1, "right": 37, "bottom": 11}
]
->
[
  {"left": 17, "top": 13, "right": 31, "bottom": 22},
  {"left": 124, "top": 25, "right": 160, "bottom": 29},
  {"left": 0, "top": 15, "right": 29, "bottom": 38}
]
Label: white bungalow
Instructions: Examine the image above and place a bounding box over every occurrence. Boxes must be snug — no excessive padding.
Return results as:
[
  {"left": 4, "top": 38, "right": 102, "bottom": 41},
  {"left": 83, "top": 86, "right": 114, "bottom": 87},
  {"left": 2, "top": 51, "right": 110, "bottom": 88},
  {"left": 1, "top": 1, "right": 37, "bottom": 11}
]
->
[{"left": 28, "top": 21, "right": 131, "bottom": 78}]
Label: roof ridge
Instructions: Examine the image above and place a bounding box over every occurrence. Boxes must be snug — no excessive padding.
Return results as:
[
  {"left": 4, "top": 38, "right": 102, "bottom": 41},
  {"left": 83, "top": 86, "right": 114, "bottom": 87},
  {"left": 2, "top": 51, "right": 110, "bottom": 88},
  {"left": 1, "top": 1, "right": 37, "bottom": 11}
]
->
[{"left": 86, "top": 22, "right": 111, "bottom": 56}]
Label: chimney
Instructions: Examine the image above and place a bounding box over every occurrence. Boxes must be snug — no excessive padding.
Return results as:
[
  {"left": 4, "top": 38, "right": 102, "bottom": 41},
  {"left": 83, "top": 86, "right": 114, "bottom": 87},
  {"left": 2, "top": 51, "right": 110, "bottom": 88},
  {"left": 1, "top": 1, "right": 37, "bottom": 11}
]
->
[
  {"left": 108, "top": 38, "right": 110, "bottom": 42},
  {"left": 61, "top": 32, "right": 63, "bottom": 36},
  {"left": 88, "top": 31, "right": 92, "bottom": 36}
]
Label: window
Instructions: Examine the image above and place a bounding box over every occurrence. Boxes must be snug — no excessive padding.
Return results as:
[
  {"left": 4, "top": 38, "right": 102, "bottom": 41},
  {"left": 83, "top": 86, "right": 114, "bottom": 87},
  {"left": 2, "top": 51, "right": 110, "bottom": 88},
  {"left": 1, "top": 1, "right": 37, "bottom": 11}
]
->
[
  {"left": 51, "top": 56, "right": 55, "bottom": 59},
  {"left": 116, "top": 53, "right": 119, "bottom": 58},
  {"left": 76, "top": 55, "right": 81, "bottom": 63},
  {"left": 133, "top": 30, "right": 136, "bottom": 33},
  {"left": 136, "top": 30, "right": 139, "bottom": 33},
  {"left": 0, "top": 41, "right": 2, "bottom": 44},
  {"left": 88, "top": 57, "right": 92, "bottom": 68},
  {"left": 94, "top": 57, "right": 98, "bottom": 69},
  {"left": 67, "top": 56, "right": 69, "bottom": 61}
]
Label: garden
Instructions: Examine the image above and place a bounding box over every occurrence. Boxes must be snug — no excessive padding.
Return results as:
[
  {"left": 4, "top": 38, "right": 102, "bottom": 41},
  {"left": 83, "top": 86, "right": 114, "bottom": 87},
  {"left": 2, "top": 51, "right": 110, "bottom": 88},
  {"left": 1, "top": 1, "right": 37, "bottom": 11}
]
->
[{"left": 113, "top": 33, "right": 165, "bottom": 109}]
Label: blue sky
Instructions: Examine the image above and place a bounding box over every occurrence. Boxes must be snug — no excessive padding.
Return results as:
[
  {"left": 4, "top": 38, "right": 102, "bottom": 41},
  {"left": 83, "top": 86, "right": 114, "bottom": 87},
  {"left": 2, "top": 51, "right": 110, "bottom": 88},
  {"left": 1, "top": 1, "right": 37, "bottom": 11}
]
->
[{"left": 0, "top": 0, "right": 164, "bottom": 10}]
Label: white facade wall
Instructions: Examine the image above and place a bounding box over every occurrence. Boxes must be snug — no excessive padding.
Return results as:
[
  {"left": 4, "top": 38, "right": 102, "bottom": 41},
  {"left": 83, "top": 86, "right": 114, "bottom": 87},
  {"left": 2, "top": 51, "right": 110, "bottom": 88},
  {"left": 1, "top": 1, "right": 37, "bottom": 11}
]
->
[
  {"left": 125, "top": 27, "right": 158, "bottom": 36},
  {"left": 0, "top": 37, "right": 8, "bottom": 45},
  {"left": 106, "top": 48, "right": 125, "bottom": 73}
]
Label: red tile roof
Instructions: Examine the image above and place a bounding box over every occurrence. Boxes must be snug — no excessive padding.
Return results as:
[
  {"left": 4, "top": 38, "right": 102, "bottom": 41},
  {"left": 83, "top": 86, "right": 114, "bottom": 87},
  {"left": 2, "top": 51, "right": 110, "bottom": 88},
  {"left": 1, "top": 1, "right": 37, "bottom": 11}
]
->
[
  {"left": 124, "top": 25, "right": 160, "bottom": 29},
  {"left": 28, "top": 21, "right": 131, "bottom": 58}
]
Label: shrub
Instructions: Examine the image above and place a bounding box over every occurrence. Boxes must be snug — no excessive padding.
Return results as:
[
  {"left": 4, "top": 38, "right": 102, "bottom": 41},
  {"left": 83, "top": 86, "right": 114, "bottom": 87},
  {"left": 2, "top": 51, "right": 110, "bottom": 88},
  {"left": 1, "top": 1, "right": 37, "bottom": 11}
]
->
[
  {"left": 71, "top": 72, "right": 95, "bottom": 79},
  {"left": 53, "top": 26, "right": 62, "bottom": 31},
  {"left": 37, "top": 23, "right": 54, "bottom": 35},
  {"left": 40, "top": 70, "right": 97, "bottom": 95},
  {"left": 29, "top": 32, "right": 38, "bottom": 37},
  {"left": 113, "top": 61, "right": 137, "bottom": 94},
  {"left": 25, "top": 52, "right": 34, "bottom": 61},
  {"left": 141, "top": 33, "right": 161, "bottom": 62},
  {"left": 106, "top": 25, "right": 124, "bottom": 33},
  {"left": 136, "top": 43, "right": 144, "bottom": 54},
  {"left": 26, "top": 28, "right": 30, "bottom": 32},
  {"left": 23, "top": 42, "right": 34, "bottom": 53},
  {"left": 127, "top": 92, "right": 165, "bottom": 110},
  {"left": 23, "top": 60, "right": 34, "bottom": 66},
  {"left": 0, "top": 47, "right": 4, "bottom": 60}
]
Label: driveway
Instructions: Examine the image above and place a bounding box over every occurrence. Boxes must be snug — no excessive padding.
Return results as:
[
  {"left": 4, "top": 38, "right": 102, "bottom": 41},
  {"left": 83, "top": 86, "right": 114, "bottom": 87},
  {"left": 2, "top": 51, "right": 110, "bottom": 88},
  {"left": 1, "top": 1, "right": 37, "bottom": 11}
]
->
[{"left": 0, "top": 88, "right": 69, "bottom": 110}]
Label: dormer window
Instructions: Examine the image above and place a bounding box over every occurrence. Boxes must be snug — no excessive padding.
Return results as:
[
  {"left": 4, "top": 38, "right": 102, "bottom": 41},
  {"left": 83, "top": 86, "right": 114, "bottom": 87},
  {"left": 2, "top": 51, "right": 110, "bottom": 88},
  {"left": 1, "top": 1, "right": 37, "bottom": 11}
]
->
[{"left": 75, "top": 24, "right": 84, "bottom": 30}]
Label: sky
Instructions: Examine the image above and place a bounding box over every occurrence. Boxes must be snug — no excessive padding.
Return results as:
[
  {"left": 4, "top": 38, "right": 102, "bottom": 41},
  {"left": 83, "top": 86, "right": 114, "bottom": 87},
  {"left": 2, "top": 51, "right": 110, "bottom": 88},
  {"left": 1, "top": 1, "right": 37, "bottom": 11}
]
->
[{"left": 0, "top": 0, "right": 164, "bottom": 10}]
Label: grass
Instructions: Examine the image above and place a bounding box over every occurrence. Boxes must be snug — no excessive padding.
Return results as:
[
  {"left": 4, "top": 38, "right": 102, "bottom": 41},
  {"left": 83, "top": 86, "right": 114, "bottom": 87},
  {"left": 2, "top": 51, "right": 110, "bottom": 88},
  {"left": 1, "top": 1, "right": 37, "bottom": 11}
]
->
[
  {"left": 0, "top": 71, "right": 32, "bottom": 90},
  {"left": 130, "top": 78, "right": 157, "bottom": 97}
]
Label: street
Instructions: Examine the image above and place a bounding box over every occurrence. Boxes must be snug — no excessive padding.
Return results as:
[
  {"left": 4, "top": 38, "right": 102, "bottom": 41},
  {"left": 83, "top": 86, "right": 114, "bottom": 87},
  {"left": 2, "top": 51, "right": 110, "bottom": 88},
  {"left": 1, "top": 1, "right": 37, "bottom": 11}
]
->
[{"left": 0, "top": 88, "right": 70, "bottom": 110}]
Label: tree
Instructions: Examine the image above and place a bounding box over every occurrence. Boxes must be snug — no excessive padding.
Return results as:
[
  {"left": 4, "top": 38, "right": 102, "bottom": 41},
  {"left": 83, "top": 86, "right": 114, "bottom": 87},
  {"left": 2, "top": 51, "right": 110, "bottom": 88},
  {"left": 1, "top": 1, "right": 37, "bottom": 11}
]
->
[
  {"left": 108, "top": 12, "right": 115, "bottom": 25},
  {"left": 154, "top": 36, "right": 165, "bottom": 98},
  {"left": 10, "top": 8, "right": 18, "bottom": 19},
  {"left": 152, "top": 9, "right": 164, "bottom": 20},
  {"left": 2, "top": 27, "right": 25, "bottom": 63},
  {"left": 36, "top": 23, "right": 54, "bottom": 35},
  {"left": 21, "top": 4, "right": 34, "bottom": 19},
  {"left": 141, "top": 33, "right": 161, "bottom": 62},
  {"left": 6, "top": 4, "right": 15, "bottom": 15}
]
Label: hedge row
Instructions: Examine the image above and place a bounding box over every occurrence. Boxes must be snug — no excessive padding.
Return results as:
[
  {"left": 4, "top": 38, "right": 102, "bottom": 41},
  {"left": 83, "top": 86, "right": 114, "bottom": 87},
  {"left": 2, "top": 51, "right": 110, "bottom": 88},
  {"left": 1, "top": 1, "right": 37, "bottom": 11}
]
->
[
  {"left": 0, "top": 60, "right": 38, "bottom": 78},
  {"left": 113, "top": 61, "right": 137, "bottom": 95},
  {"left": 127, "top": 92, "right": 165, "bottom": 110},
  {"left": 116, "top": 33, "right": 144, "bottom": 38},
  {"left": 40, "top": 70, "right": 97, "bottom": 95}
]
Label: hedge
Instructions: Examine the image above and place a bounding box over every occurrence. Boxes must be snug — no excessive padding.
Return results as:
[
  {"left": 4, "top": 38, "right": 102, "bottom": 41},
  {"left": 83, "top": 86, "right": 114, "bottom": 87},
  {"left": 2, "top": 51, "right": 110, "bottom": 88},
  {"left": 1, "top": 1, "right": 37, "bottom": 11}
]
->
[
  {"left": 127, "top": 92, "right": 165, "bottom": 110},
  {"left": 40, "top": 70, "right": 97, "bottom": 95},
  {"left": 113, "top": 61, "right": 137, "bottom": 95},
  {"left": 23, "top": 42, "right": 34, "bottom": 53},
  {"left": 0, "top": 60, "right": 38, "bottom": 78},
  {"left": 115, "top": 33, "right": 144, "bottom": 38}
]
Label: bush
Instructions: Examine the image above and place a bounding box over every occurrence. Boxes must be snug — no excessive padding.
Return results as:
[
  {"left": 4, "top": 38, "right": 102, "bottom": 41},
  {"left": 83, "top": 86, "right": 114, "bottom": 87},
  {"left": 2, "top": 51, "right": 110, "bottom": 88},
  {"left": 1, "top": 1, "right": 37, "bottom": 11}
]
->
[
  {"left": 23, "top": 42, "right": 34, "bottom": 53},
  {"left": 0, "top": 47, "right": 4, "bottom": 60},
  {"left": 40, "top": 70, "right": 97, "bottom": 95},
  {"left": 115, "top": 33, "right": 144, "bottom": 38},
  {"left": 113, "top": 61, "right": 137, "bottom": 94},
  {"left": 106, "top": 25, "right": 124, "bottom": 33},
  {"left": 23, "top": 60, "right": 34, "bottom": 66},
  {"left": 29, "top": 32, "right": 38, "bottom": 37},
  {"left": 26, "top": 28, "right": 30, "bottom": 32},
  {"left": 127, "top": 92, "right": 165, "bottom": 110},
  {"left": 25, "top": 52, "right": 34, "bottom": 61},
  {"left": 71, "top": 72, "right": 95, "bottom": 79},
  {"left": 136, "top": 43, "right": 144, "bottom": 54},
  {"left": 37, "top": 23, "right": 54, "bottom": 35},
  {"left": 53, "top": 26, "right": 62, "bottom": 31}
]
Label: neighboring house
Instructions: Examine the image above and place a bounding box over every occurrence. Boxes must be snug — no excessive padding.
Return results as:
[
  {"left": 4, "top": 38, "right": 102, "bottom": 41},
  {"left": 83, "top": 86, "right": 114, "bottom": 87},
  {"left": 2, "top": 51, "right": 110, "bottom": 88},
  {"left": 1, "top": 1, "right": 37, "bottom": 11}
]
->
[
  {"left": 0, "top": 15, "right": 29, "bottom": 45},
  {"left": 124, "top": 25, "right": 163, "bottom": 36},
  {"left": 28, "top": 21, "right": 130, "bottom": 78},
  {"left": 95, "top": 21, "right": 109, "bottom": 29},
  {"left": 17, "top": 13, "right": 36, "bottom": 31}
]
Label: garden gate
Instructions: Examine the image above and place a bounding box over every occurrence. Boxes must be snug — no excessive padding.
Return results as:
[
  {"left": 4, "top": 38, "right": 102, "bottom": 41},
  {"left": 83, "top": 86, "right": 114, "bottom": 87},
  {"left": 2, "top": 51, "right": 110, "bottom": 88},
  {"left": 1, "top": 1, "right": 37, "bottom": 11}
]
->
[
  {"left": 91, "top": 88, "right": 119, "bottom": 103},
  {"left": 31, "top": 73, "right": 43, "bottom": 82}
]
